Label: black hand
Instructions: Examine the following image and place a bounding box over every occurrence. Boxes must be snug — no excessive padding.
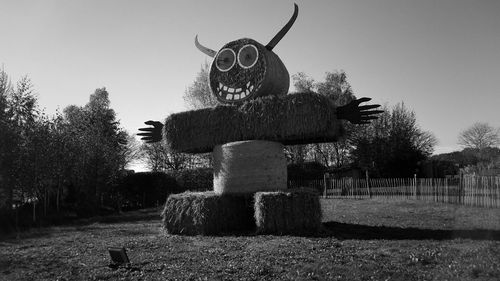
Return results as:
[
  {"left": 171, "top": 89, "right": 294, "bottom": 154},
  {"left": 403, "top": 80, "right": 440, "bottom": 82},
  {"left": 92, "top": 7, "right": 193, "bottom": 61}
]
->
[
  {"left": 137, "top": 120, "right": 164, "bottom": 143},
  {"left": 337, "top": 97, "right": 383, "bottom": 125}
]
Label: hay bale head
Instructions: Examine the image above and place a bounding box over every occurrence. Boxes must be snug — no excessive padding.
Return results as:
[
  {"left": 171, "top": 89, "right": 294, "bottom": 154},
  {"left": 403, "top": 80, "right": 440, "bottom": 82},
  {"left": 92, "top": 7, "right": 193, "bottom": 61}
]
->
[
  {"left": 254, "top": 189, "right": 321, "bottom": 235},
  {"left": 197, "top": 4, "right": 299, "bottom": 104},
  {"left": 162, "top": 191, "right": 254, "bottom": 235},
  {"left": 209, "top": 38, "right": 289, "bottom": 104},
  {"left": 213, "top": 140, "right": 287, "bottom": 194}
]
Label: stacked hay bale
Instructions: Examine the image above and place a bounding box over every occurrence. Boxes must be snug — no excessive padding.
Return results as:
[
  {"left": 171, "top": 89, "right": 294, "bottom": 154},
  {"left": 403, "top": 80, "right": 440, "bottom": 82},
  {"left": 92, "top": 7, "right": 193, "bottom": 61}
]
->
[
  {"left": 162, "top": 192, "right": 254, "bottom": 235},
  {"left": 160, "top": 93, "right": 339, "bottom": 236},
  {"left": 148, "top": 4, "right": 382, "bottom": 237},
  {"left": 254, "top": 189, "right": 322, "bottom": 235},
  {"left": 162, "top": 189, "right": 322, "bottom": 236}
]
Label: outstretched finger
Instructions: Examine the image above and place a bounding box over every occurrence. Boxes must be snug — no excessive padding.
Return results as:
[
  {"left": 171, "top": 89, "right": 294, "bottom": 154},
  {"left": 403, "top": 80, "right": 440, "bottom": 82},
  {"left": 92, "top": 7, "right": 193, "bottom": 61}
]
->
[
  {"left": 356, "top": 97, "right": 372, "bottom": 104},
  {"left": 140, "top": 136, "right": 154, "bottom": 141},
  {"left": 145, "top": 120, "right": 162, "bottom": 127},
  {"left": 359, "top": 104, "right": 381, "bottom": 111},
  {"left": 138, "top": 127, "right": 154, "bottom": 132},
  {"left": 361, "top": 110, "right": 384, "bottom": 115},
  {"left": 137, "top": 132, "right": 152, "bottom": 137}
]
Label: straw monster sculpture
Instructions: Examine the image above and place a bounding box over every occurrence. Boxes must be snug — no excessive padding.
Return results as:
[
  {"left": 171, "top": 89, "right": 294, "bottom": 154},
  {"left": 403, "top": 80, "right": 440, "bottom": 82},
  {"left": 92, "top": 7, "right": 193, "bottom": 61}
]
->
[{"left": 139, "top": 4, "right": 381, "bottom": 194}]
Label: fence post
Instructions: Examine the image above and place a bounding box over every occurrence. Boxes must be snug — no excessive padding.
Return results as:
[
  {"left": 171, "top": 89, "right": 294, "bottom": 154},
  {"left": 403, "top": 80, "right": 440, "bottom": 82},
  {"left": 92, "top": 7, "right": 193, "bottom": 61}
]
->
[
  {"left": 323, "top": 173, "right": 328, "bottom": 198},
  {"left": 459, "top": 172, "right": 463, "bottom": 204},
  {"left": 445, "top": 178, "right": 449, "bottom": 204},
  {"left": 366, "top": 171, "right": 371, "bottom": 199},
  {"left": 413, "top": 174, "right": 417, "bottom": 200}
]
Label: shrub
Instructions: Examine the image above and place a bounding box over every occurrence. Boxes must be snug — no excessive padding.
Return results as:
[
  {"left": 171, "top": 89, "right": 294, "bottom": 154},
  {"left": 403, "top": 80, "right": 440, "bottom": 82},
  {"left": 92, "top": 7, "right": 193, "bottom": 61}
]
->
[
  {"left": 162, "top": 191, "right": 254, "bottom": 235},
  {"left": 254, "top": 188, "right": 321, "bottom": 235},
  {"left": 169, "top": 168, "right": 213, "bottom": 192},
  {"left": 287, "top": 161, "right": 327, "bottom": 181},
  {"left": 0, "top": 208, "right": 15, "bottom": 234},
  {"left": 119, "top": 172, "right": 179, "bottom": 210}
]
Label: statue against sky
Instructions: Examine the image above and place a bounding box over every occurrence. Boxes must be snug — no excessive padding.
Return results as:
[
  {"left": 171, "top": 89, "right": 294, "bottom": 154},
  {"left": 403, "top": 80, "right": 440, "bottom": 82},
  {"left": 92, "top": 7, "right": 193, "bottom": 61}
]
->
[{"left": 138, "top": 3, "right": 382, "bottom": 194}]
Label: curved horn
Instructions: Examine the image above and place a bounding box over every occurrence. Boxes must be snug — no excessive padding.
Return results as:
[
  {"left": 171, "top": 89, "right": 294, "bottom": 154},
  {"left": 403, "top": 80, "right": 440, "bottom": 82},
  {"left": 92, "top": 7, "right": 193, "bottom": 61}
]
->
[
  {"left": 265, "top": 3, "right": 299, "bottom": 51},
  {"left": 195, "top": 35, "right": 217, "bottom": 57}
]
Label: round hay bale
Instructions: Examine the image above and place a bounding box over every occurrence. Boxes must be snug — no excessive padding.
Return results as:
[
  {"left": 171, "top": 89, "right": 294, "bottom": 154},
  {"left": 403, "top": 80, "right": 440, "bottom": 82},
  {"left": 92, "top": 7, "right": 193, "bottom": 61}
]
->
[
  {"left": 208, "top": 38, "right": 290, "bottom": 104},
  {"left": 213, "top": 140, "right": 287, "bottom": 194}
]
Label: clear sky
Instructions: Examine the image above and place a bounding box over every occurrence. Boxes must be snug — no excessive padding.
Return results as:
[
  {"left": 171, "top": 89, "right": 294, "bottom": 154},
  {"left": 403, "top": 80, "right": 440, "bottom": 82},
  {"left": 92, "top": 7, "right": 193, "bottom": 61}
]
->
[{"left": 1, "top": 0, "right": 499, "bottom": 162}]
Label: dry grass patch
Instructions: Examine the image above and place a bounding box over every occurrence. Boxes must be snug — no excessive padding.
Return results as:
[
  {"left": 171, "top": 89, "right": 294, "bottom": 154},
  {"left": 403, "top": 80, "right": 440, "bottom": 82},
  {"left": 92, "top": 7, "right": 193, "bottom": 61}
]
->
[{"left": 1, "top": 201, "right": 500, "bottom": 280}]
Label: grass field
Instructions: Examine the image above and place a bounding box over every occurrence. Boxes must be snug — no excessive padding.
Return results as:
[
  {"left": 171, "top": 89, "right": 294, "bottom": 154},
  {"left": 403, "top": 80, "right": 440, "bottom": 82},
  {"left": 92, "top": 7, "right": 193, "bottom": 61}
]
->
[{"left": 1, "top": 199, "right": 499, "bottom": 281}]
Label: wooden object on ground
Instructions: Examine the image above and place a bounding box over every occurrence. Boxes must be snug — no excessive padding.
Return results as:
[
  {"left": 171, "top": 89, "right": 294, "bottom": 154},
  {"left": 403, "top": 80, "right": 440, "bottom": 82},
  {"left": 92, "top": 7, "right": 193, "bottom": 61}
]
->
[
  {"left": 213, "top": 140, "right": 287, "bottom": 194},
  {"left": 254, "top": 188, "right": 322, "bottom": 235}
]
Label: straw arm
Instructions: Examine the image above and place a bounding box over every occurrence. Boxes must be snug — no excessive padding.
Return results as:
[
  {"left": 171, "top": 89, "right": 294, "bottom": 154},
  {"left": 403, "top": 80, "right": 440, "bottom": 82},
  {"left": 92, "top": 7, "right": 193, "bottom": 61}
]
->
[{"left": 163, "top": 92, "right": 345, "bottom": 153}]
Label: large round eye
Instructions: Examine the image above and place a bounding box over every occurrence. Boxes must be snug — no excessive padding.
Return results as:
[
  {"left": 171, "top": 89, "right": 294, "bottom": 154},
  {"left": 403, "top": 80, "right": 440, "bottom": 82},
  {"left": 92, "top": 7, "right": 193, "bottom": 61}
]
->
[
  {"left": 215, "top": 48, "right": 236, "bottom": 72},
  {"left": 237, "top": 44, "right": 259, "bottom": 69}
]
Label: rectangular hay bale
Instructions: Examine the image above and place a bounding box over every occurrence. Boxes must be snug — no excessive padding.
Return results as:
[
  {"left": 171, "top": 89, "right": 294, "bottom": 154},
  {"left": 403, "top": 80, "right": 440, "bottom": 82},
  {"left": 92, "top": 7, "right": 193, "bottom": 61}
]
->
[
  {"left": 254, "top": 188, "right": 322, "bottom": 235},
  {"left": 162, "top": 191, "right": 254, "bottom": 235},
  {"left": 163, "top": 92, "right": 344, "bottom": 153}
]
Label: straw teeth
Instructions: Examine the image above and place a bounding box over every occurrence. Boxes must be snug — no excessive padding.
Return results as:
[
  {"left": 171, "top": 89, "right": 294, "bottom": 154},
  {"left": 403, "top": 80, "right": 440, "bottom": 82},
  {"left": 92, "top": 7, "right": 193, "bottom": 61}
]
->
[{"left": 216, "top": 81, "right": 256, "bottom": 101}]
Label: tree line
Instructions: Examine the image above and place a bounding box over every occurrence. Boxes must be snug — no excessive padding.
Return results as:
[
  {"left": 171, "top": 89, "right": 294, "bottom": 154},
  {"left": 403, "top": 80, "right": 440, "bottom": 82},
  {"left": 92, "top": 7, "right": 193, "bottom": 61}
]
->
[
  {"left": 168, "top": 64, "right": 438, "bottom": 179},
  {"left": 2, "top": 63, "right": 496, "bottom": 231},
  {"left": 0, "top": 69, "right": 133, "bottom": 229},
  {"left": 176, "top": 64, "right": 499, "bottom": 178}
]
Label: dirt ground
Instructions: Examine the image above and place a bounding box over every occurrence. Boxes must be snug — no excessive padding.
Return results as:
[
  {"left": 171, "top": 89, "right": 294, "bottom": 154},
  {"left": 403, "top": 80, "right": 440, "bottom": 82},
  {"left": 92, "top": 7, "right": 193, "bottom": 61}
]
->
[{"left": 1, "top": 199, "right": 499, "bottom": 281}]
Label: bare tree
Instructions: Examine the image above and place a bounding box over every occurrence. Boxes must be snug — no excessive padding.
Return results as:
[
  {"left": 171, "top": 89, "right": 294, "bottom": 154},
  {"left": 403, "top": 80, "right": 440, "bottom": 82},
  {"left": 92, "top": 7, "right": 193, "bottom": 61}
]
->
[
  {"left": 290, "top": 71, "right": 356, "bottom": 168},
  {"left": 141, "top": 63, "right": 217, "bottom": 171},
  {"left": 183, "top": 62, "right": 218, "bottom": 110},
  {"left": 458, "top": 122, "right": 500, "bottom": 149},
  {"left": 140, "top": 142, "right": 190, "bottom": 172},
  {"left": 284, "top": 144, "right": 310, "bottom": 164},
  {"left": 291, "top": 72, "right": 315, "bottom": 93},
  {"left": 352, "top": 103, "right": 437, "bottom": 177},
  {"left": 0, "top": 68, "right": 15, "bottom": 210},
  {"left": 121, "top": 133, "right": 142, "bottom": 169}
]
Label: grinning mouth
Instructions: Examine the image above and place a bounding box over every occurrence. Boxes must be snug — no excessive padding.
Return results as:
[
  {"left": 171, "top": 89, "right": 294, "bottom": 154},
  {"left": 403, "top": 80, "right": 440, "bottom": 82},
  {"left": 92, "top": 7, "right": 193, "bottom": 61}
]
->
[{"left": 216, "top": 81, "right": 261, "bottom": 101}]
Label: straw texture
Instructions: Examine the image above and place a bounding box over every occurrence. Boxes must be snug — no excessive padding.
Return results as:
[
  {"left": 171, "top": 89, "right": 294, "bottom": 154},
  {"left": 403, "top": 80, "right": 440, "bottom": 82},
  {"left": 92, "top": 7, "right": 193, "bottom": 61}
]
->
[
  {"left": 162, "top": 191, "right": 254, "bottom": 235},
  {"left": 163, "top": 92, "right": 344, "bottom": 153},
  {"left": 254, "top": 188, "right": 322, "bottom": 235},
  {"left": 213, "top": 140, "right": 287, "bottom": 194}
]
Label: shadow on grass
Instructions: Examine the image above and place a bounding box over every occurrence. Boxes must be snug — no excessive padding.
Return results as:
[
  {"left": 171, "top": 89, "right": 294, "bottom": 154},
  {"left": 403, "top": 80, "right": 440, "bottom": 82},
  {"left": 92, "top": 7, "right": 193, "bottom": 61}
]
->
[
  {"left": 0, "top": 208, "right": 162, "bottom": 242},
  {"left": 76, "top": 212, "right": 161, "bottom": 225},
  {"left": 322, "top": 221, "right": 500, "bottom": 241}
]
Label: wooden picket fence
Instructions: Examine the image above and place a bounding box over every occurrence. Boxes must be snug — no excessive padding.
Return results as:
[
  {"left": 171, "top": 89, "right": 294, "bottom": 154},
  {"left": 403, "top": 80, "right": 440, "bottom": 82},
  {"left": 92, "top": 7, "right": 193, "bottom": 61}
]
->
[{"left": 288, "top": 175, "right": 500, "bottom": 208}]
